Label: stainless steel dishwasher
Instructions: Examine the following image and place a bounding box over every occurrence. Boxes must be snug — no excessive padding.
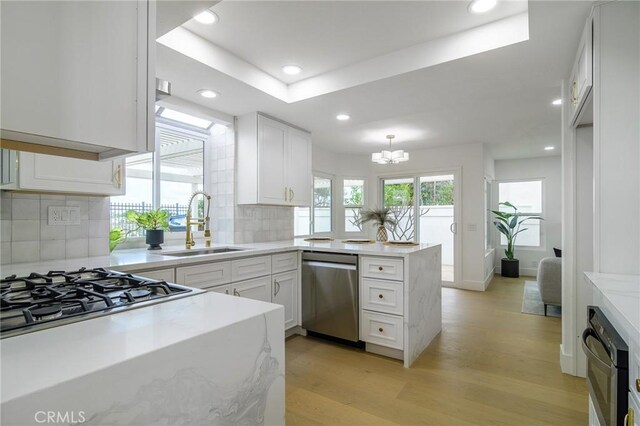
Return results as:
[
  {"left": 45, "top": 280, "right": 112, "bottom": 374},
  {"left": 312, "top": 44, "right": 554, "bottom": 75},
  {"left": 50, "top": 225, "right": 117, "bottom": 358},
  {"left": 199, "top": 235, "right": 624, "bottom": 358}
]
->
[{"left": 302, "top": 252, "right": 359, "bottom": 342}]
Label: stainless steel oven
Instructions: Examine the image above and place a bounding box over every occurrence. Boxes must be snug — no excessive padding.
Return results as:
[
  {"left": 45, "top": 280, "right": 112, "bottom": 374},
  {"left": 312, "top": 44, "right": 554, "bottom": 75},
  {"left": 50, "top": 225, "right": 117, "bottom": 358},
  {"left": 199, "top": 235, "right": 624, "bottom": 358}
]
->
[{"left": 582, "top": 306, "right": 629, "bottom": 426}]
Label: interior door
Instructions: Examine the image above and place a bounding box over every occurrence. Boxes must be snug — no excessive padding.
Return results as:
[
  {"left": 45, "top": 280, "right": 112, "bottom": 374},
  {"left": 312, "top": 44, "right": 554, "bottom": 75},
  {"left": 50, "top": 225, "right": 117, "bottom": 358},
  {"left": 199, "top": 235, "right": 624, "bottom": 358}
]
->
[{"left": 257, "top": 116, "right": 287, "bottom": 205}]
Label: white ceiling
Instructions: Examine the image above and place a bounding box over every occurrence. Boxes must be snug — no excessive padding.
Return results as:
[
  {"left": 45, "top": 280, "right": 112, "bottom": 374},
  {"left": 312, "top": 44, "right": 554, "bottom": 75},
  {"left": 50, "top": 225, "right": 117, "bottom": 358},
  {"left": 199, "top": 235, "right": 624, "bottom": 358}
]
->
[
  {"left": 156, "top": 1, "right": 594, "bottom": 160},
  {"left": 182, "top": 1, "right": 528, "bottom": 83}
]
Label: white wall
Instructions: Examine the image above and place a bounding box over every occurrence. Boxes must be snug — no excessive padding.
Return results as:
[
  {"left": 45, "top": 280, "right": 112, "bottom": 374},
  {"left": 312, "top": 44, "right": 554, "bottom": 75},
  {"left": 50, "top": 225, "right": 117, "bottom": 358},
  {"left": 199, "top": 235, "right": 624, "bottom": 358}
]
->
[{"left": 494, "top": 156, "right": 561, "bottom": 276}]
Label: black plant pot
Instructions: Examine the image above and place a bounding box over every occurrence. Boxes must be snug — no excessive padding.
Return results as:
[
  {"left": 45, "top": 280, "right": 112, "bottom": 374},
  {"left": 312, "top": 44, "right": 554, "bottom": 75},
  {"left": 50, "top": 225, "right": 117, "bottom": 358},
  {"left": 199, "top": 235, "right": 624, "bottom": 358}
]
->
[
  {"left": 501, "top": 258, "right": 520, "bottom": 278},
  {"left": 146, "top": 229, "right": 164, "bottom": 250}
]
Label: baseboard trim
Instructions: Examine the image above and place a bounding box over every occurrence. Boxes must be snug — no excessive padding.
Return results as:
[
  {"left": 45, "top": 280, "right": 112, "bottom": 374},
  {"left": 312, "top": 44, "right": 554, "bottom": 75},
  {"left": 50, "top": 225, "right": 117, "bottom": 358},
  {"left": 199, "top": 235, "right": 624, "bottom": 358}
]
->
[
  {"left": 483, "top": 268, "right": 495, "bottom": 290},
  {"left": 560, "top": 343, "right": 576, "bottom": 375}
]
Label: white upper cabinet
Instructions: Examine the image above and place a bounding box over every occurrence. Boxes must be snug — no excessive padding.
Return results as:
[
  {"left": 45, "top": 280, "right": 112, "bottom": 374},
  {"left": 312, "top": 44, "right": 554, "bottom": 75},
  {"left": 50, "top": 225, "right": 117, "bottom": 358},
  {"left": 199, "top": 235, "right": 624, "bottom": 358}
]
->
[
  {"left": 0, "top": 0, "right": 155, "bottom": 160},
  {"left": 2, "top": 152, "right": 126, "bottom": 196},
  {"left": 237, "top": 113, "right": 312, "bottom": 206},
  {"left": 569, "top": 15, "right": 593, "bottom": 127}
]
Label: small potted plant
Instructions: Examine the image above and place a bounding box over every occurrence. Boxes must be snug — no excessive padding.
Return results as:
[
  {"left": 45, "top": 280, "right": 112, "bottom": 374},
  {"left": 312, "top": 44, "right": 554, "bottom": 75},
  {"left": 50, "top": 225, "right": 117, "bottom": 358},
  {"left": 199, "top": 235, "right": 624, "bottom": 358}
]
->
[
  {"left": 491, "top": 202, "right": 543, "bottom": 278},
  {"left": 359, "top": 207, "right": 397, "bottom": 242},
  {"left": 109, "top": 228, "right": 128, "bottom": 252},
  {"left": 125, "top": 209, "right": 170, "bottom": 250}
]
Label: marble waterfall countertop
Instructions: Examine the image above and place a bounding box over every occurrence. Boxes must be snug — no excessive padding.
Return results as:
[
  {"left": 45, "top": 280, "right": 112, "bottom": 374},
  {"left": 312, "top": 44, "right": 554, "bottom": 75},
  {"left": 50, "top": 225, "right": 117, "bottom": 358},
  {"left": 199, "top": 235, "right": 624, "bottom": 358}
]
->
[
  {"left": 0, "top": 239, "right": 440, "bottom": 276},
  {"left": 585, "top": 272, "right": 640, "bottom": 336},
  {"left": 1, "top": 291, "right": 283, "bottom": 405}
]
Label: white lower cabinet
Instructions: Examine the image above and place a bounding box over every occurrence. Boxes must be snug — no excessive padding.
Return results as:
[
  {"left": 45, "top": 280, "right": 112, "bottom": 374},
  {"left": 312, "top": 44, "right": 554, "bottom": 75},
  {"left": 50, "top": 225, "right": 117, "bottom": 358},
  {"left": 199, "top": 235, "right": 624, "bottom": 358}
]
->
[
  {"left": 361, "top": 311, "right": 403, "bottom": 350},
  {"left": 208, "top": 284, "right": 231, "bottom": 295},
  {"left": 134, "top": 268, "right": 175, "bottom": 283},
  {"left": 231, "top": 276, "right": 271, "bottom": 303},
  {"left": 175, "top": 262, "right": 231, "bottom": 289},
  {"left": 361, "top": 278, "right": 404, "bottom": 316},
  {"left": 272, "top": 270, "right": 298, "bottom": 330}
]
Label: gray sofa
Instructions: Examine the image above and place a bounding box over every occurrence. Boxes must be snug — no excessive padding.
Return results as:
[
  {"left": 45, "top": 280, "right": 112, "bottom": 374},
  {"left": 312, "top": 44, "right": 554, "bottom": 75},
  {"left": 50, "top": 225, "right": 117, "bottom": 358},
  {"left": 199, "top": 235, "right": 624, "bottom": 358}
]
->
[{"left": 537, "top": 257, "right": 562, "bottom": 316}]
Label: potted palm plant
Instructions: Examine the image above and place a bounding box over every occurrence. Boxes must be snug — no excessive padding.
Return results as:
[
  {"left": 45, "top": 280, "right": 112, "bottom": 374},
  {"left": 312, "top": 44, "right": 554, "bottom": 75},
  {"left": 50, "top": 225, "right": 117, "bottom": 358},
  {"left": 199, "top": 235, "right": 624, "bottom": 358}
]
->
[
  {"left": 491, "top": 202, "right": 543, "bottom": 278},
  {"left": 359, "top": 207, "right": 397, "bottom": 242},
  {"left": 125, "top": 209, "right": 170, "bottom": 250}
]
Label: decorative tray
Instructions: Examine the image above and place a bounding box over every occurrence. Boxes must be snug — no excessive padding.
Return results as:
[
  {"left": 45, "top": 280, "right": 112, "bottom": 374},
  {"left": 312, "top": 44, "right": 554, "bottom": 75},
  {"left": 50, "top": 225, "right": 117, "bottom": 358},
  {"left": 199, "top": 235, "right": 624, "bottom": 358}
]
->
[
  {"left": 342, "top": 239, "right": 376, "bottom": 244},
  {"left": 304, "top": 237, "right": 334, "bottom": 242}
]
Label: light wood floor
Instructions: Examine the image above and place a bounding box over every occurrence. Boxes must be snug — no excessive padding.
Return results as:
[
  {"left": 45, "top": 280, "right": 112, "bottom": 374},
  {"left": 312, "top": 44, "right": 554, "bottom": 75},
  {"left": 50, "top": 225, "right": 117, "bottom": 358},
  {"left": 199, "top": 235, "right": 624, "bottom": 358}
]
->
[{"left": 285, "top": 275, "right": 588, "bottom": 425}]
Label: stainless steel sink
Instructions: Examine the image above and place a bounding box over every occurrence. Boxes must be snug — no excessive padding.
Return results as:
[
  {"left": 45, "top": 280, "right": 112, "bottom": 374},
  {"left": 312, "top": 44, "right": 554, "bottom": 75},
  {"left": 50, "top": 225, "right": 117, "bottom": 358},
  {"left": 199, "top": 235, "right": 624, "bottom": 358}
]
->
[{"left": 163, "top": 248, "right": 245, "bottom": 257}]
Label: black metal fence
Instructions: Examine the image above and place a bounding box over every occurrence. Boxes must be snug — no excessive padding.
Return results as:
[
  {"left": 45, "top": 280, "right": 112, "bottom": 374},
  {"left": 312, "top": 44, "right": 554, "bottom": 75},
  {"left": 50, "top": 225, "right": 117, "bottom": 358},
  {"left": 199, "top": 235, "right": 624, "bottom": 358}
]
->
[{"left": 110, "top": 202, "right": 189, "bottom": 237}]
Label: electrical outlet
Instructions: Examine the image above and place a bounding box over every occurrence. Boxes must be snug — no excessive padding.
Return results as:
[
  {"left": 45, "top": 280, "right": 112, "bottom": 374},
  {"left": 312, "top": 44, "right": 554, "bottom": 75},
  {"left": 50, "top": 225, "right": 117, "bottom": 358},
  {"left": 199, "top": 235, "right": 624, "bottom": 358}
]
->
[{"left": 48, "top": 206, "right": 80, "bottom": 226}]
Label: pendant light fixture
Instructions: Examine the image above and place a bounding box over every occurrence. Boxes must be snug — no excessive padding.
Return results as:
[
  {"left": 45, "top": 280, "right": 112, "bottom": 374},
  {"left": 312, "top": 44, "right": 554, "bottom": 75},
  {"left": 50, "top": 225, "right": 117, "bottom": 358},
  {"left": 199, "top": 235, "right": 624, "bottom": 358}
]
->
[{"left": 371, "top": 135, "right": 409, "bottom": 164}]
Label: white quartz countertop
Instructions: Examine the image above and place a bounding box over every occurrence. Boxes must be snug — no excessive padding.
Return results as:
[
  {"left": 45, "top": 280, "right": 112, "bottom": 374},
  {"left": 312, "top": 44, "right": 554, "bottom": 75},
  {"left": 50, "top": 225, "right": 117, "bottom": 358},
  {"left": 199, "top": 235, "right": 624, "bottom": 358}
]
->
[
  {"left": 585, "top": 272, "right": 640, "bottom": 337},
  {"left": 0, "top": 239, "right": 439, "bottom": 277},
  {"left": 0, "top": 292, "right": 282, "bottom": 404}
]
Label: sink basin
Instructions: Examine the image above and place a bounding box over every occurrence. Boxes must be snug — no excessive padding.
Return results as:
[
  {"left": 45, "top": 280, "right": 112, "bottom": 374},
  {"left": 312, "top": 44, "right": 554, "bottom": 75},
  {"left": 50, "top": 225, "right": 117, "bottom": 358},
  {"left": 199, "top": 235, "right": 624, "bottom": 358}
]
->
[{"left": 163, "top": 248, "right": 245, "bottom": 257}]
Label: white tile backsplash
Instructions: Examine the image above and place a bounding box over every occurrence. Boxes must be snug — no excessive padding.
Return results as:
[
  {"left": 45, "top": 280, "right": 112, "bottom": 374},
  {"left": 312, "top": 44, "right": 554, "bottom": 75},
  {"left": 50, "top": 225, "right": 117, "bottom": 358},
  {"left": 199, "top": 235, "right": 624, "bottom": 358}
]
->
[{"left": 1, "top": 192, "right": 110, "bottom": 264}]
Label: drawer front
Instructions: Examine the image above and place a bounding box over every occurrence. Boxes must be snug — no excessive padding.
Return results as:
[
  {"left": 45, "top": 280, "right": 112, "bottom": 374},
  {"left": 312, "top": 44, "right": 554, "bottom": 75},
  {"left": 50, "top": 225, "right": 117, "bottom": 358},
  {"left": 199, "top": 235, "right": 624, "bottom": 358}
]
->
[
  {"left": 362, "top": 278, "right": 404, "bottom": 315},
  {"left": 175, "top": 262, "right": 231, "bottom": 289},
  {"left": 208, "top": 284, "right": 231, "bottom": 295},
  {"left": 272, "top": 251, "right": 298, "bottom": 274},
  {"left": 134, "top": 268, "right": 175, "bottom": 283},
  {"left": 231, "top": 276, "right": 271, "bottom": 303},
  {"left": 361, "top": 311, "right": 403, "bottom": 350},
  {"left": 361, "top": 256, "right": 404, "bottom": 281},
  {"left": 231, "top": 256, "right": 272, "bottom": 282}
]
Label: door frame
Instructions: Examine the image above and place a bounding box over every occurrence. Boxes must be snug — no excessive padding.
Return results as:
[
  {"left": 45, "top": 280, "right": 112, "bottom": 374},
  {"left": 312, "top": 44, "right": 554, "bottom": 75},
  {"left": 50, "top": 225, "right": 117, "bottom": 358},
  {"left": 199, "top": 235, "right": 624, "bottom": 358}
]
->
[{"left": 376, "top": 166, "right": 462, "bottom": 286}]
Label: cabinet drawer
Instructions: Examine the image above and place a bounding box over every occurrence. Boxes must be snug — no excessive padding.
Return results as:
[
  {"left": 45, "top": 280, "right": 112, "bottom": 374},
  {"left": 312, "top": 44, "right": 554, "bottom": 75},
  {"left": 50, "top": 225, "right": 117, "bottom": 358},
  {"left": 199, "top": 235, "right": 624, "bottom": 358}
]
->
[
  {"left": 272, "top": 252, "right": 298, "bottom": 274},
  {"left": 361, "top": 278, "right": 404, "bottom": 315},
  {"left": 175, "top": 262, "right": 231, "bottom": 289},
  {"left": 361, "top": 256, "right": 404, "bottom": 281},
  {"left": 208, "top": 284, "right": 231, "bottom": 295},
  {"left": 231, "top": 256, "right": 271, "bottom": 281},
  {"left": 361, "top": 311, "right": 403, "bottom": 350},
  {"left": 134, "top": 268, "right": 175, "bottom": 283}
]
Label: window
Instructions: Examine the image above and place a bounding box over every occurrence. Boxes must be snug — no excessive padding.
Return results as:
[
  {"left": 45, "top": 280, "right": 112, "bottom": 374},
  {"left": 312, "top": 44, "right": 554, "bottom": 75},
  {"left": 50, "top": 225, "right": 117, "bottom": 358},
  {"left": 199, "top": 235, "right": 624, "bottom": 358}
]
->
[
  {"left": 110, "top": 115, "right": 208, "bottom": 237},
  {"left": 293, "top": 175, "right": 333, "bottom": 237},
  {"left": 497, "top": 180, "right": 543, "bottom": 247},
  {"left": 313, "top": 176, "right": 332, "bottom": 234},
  {"left": 344, "top": 179, "right": 364, "bottom": 233}
]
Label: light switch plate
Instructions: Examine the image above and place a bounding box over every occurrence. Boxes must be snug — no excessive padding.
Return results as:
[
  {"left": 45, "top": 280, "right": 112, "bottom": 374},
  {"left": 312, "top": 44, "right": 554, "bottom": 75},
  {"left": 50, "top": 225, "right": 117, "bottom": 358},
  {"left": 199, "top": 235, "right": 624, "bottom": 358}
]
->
[{"left": 48, "top": 206, "right": 80, "bottom": 226}]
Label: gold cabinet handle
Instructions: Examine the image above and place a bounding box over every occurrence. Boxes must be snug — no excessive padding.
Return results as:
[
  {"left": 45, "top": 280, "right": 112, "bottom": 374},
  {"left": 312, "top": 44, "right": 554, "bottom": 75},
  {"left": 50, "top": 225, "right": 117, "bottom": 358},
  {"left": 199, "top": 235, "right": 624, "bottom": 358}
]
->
[
  {"left": 636, "top": 378, "right": 640, "bottom": 392},
  {"left": 233, "top": 289, "right": 240, "bottom": 297},
  {"left": 378, "top": 327, "right": 384, "bottom": 333},
  {"left": 378, "top": 294, "right": 384, "bottom": 299},
  {"left": 378, "top": 266, "right": 384, "bottom": 271},
  {"left": 289, "top": 188, "right": 294, "bottom": 202},
  {"left": 624, "top": 408, "right": 634, "bottom": 426},
  {"left": 284, "top": 187, "right": 288, "bottom": 201},
  {"left": 114, "top": 164, "right": 122, "bottom": 188},
  {"left": 274, "top": 279, "right": 280, "bottom": 296}
]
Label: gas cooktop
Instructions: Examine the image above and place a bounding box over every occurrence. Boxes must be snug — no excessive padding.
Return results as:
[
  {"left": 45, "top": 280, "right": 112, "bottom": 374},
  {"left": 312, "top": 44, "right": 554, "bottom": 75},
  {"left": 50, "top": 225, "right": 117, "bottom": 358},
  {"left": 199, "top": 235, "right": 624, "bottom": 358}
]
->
[{"left": 0, "top": 268, "right": 200, "bottom": 338}]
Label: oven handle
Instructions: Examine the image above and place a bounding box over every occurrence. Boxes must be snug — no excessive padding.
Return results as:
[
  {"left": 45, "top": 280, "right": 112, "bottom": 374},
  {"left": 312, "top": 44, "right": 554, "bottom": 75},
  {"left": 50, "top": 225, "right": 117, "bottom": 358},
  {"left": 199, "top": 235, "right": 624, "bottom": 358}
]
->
[{"left": 581, "top": 328, "right": 614, "bottom": 373}]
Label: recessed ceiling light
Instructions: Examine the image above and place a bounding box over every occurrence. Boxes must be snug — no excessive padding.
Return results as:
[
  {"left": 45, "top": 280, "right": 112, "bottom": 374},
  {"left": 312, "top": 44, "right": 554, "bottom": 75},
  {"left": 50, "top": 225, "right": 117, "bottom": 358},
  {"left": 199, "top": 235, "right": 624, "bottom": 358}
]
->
[
  {"left": 468, "top": 0, "right": 497, "bottom": 14},
  {"left": 544, "top": 146, "right": 555, "bottom": 151},
  {"left": 197, "top": 89, "right": 218, "bottom": 99},
  {"left": 552, "top": 98, "right": 562, "bottom": 106},
  {"left": 336, "top": 114, "right": 350, "bottom": 121},
  {"left": 282, "top": 65, "right": 302, "bottom": 75},
  {"left": 194, "top": 10, "right": 218, "bottom": 24}
]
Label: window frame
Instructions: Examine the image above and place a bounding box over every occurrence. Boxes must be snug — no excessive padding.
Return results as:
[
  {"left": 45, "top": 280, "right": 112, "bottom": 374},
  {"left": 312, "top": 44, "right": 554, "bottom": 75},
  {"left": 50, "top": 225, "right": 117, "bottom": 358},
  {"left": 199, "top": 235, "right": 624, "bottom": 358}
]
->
[
  {"left": 110, "top": 119, "right": 211, "bottom": 243},
  {"left": 495, "top": 178, "right": 545, "bottom": 250},
  {"left": 342, "top": 177, "right": 367, "bottom": 235},
  {"left": 294, "top": 172, "right": 335, "bottom": 237}
]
